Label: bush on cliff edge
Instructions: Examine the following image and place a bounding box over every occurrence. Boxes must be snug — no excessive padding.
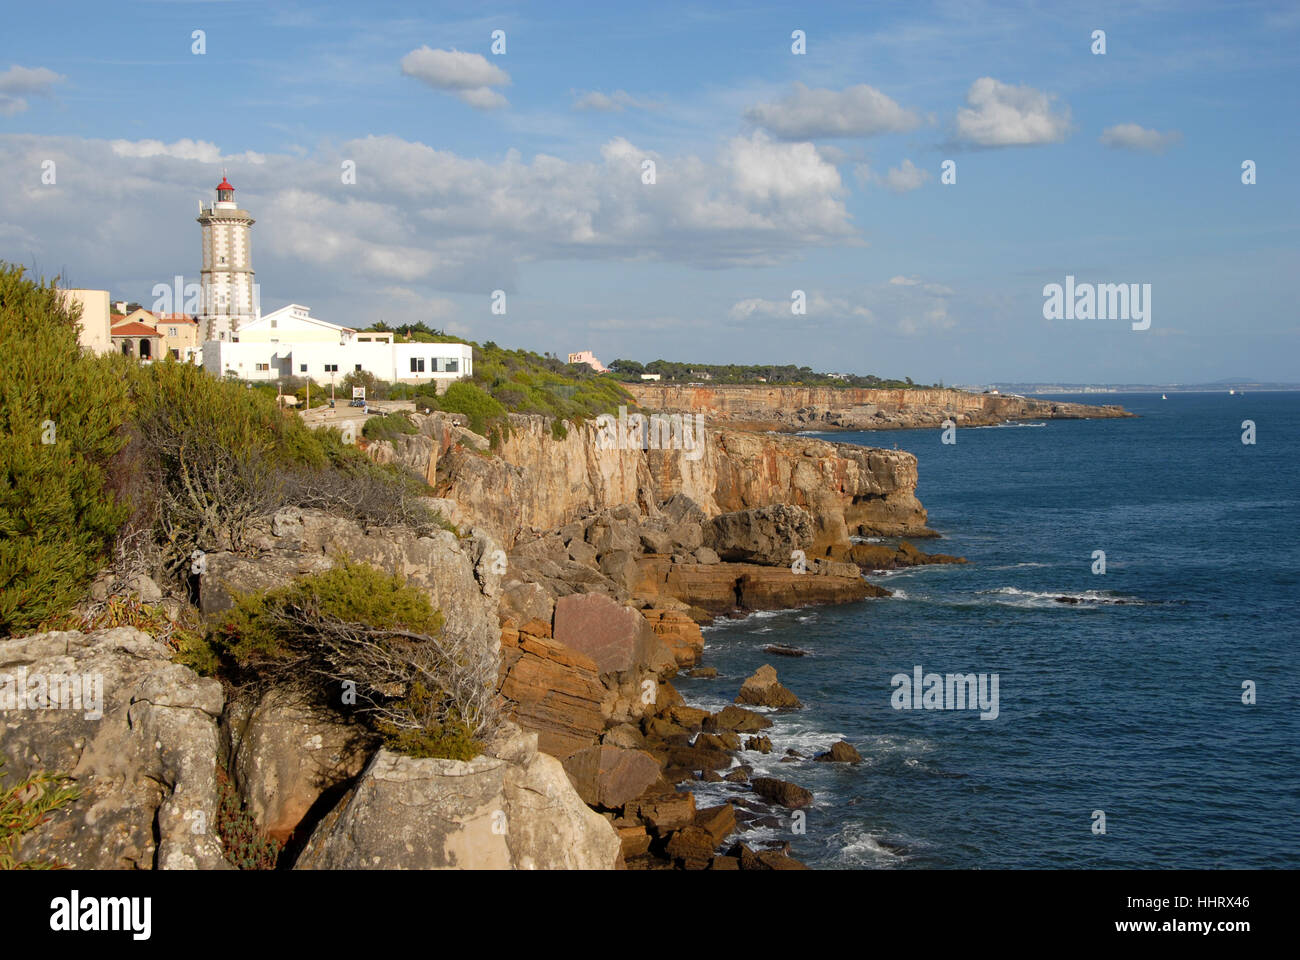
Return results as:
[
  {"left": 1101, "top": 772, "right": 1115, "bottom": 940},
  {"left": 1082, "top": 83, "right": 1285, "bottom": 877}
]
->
[
  {"left": 211, "top": 560, "right": 492, "bottom": 760},
  {"left": 0, "top": 263, "right": 132, "bottom": 636}
]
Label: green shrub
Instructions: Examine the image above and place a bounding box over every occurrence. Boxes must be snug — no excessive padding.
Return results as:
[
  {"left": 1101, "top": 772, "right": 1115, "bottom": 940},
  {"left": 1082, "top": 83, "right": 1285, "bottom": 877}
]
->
[
  {"left": 437, "top": 381, "right": 506, "bottom": 435},
  {"left": 340, "top": 369, "right": 389, "bottom": 402},
  {"left": 361, "top": 411, "right": 418, "bottom": 443},
  {"left": 127, "top": 362, "right": 438, "bottom": 572},
  {"left": 0, "top": 264, "right": 133, "bottom": 635},
  {"left": 215, "top": 767, "right": 282, "bottom": 870},
  {"left": 0, "top": 757, "right": 79, "bottom": 869},
  {"left": 210, "top": 561, "right": 495, "bottom": 759}
]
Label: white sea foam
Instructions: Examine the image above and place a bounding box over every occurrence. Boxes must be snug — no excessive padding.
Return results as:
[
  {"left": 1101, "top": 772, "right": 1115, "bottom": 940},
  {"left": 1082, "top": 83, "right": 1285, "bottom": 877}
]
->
[{"left": 977, "top": 586, "right": 1146, "bottom": 608}]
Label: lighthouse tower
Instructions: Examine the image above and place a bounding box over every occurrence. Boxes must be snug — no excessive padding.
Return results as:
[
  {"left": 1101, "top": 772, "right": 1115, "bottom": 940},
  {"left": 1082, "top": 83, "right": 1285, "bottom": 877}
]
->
[{"left": 197, "top": 173, "right": 256, "bottom": 340}]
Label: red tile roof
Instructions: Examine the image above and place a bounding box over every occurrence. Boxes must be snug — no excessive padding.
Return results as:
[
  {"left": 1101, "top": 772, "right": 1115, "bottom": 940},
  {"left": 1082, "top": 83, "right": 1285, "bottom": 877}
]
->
[{"left": 111, "top": 321, "right": 162, "bottom": 337}]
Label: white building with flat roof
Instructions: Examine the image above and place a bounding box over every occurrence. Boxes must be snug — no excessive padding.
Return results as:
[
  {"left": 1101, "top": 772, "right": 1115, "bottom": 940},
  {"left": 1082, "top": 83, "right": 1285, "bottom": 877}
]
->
[
  {"left": 202, "top": 309, "right": 472, "bottom": 385},
  {"left": 238, "top": 304, "right": 359, "bottom": 344}
]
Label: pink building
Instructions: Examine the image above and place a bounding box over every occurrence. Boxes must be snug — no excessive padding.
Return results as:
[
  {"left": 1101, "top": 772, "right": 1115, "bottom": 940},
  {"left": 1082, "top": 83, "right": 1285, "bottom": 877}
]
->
[{"left": 567, "top": 350, "right": 608, "bottom": 373}]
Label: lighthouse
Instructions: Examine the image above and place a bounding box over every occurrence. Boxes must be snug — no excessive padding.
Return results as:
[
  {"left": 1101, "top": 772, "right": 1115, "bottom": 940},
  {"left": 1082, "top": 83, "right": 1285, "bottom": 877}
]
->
[{"left": 197, "top": 172, "right": 256, "bottom": 340}]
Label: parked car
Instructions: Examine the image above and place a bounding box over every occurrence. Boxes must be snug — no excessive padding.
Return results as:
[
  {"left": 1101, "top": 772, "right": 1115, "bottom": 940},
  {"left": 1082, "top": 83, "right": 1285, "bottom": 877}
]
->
[{"left": 349, "top": 398, "right": 366, "bottom": 407}]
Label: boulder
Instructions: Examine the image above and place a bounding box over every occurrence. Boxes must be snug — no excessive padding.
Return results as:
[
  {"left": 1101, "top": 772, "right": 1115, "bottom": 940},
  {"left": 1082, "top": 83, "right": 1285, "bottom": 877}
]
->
[
  {"left": 0, "top": 628, "right": 229, "bottom": 870},
  {"left": 750, "top": 777, "right": 813, "bottom": 809},
  {"left": 815, "top": 740, "right": 863, "bottom": 763},
  {"left": 602, "top": 723, "right": 648, "bottom": 750},
  {"left": 295, "top": 730, "right": 620, "bottom": 869},
  {"left": 666, "top": 704, "right": 711, "bottom": 730},
  {"left": 705, "top": 705, "right": 773, "bottom": 733},
  {"left": 665, "top": 825, "right": 717, "bottom": 864},
  {"left": 586, "top": 517, "right": 640, "bottom": 556},
  {"left": 561, "top": 744, "right": 661, "bottom": 809},
  {"left": 626, "top": 788, "right": 696, "bottom": 836},
  {"left": 552, "top": 593, "right": 674, "bottom": 676},
  {"left": 667, "top": 522, "right": 704, "bottom": 553},
  {"left": 661, "top": 493, "right": 707, "bottom": 525},
  {"left": 566, "top": 539, "right": 599, "bottom": 568},
  {"left": 694, "top": 803, "right": 737, "bottom": 846},
  {"left": 226, "top": 688, "right": 371, "bottom": 844},
  {"left": 497, "top": 625, "right": 606, "bottom": 759},
  {"left": 736, "top": 664, "right": 803, "bottom": 709},
  {"left": 498, "top": 579, "right": 555, "bottom": 625},
  {"left": 705, "top": 504, "right": 815, "bottom": 566},
  {"left": 692, "top": 546, "right": 721, "bottom": 565},
  {"left": 641, "top": 609, "right": 705, "bottom": 668},
  {"left": 614, "top": 820, "right": 652, "bottom": 859},
  {"left": 745, "top": 735, "right": 773, "bottom": 754},
  {"left": 598, "top": 550, "right": 641, "bottom": 594},
  {"left": 638, "top": 529, "right": 675, "bottom": 555}
]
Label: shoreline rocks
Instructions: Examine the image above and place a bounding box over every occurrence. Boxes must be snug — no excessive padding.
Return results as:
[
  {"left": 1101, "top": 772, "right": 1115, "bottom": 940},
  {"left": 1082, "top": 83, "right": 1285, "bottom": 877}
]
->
[{"left": 736, "top": 664, "right": 802, "bottom": 710}]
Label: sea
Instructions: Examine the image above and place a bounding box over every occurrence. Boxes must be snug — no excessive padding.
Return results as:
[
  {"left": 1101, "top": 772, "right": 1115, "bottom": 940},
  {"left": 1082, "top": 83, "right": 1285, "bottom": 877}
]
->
[{"left": 674, "top": 392, "right": 1300, "bottom": 869}]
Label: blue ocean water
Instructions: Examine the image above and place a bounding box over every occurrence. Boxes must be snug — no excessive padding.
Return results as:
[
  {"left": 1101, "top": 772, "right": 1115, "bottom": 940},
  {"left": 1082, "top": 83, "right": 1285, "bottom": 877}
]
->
[{"left": 676, "top": 393, "right": 1300, "bottom": 868}]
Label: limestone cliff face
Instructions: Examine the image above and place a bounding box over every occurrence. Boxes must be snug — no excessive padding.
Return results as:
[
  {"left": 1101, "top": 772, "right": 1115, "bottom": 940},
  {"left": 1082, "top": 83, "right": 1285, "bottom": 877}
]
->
[
  {"left": 437, "top": 414, "right": 930, "bottom": 551},
  {"left": 623, "top": 383, "right": 1132, "bottom": 431}
]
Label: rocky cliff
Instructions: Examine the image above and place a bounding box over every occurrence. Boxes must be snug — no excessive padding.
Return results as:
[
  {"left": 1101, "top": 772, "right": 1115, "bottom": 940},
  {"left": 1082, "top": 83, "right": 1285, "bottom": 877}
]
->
[
  {"left": 623, "top": 383, "right": 1132, "bottom": 431},
  {"left": 432, "top": 413, "right": 931, "bottom": 551}
]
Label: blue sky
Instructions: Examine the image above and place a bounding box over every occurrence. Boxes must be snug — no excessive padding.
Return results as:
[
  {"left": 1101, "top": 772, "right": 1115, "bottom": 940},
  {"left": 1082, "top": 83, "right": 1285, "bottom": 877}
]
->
[{"left": 2, "top": 0, "right": 1297, "bottom": 383}]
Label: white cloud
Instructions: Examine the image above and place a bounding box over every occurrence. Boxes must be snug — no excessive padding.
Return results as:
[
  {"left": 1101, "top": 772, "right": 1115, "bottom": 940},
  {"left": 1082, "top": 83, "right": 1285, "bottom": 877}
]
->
[
  {"left": 858, "top": 159, "right": 931, "bottom": 193},
  {"left": 399, "top": 47, "right": 510, "bottom": 109},
  {"left": 573, "top": 89, "right": 655, "bottom": 112},
  {"left": 730, "top": 277, "right": 958, "bottom": 335},
  {"left": 0, "top": 65, "right": 65, "bottom": 115},
  {"left": 953, "top": 77, "right": 1071, "bottom": 147},
  {"left": 0, "top": 130, "right": 855, "bottom": 316},
  {"left": 745, "top": 82, "right": 920, "bottom": 140},
  {"left": 728, "top": 293, "right": 873, "bottom": 324},
  {"left": 110, "top": 138, "right": 266, "bottom": 165},
  {"left": 1099, "top": 123, "right": 1183, "bottom": 154}
]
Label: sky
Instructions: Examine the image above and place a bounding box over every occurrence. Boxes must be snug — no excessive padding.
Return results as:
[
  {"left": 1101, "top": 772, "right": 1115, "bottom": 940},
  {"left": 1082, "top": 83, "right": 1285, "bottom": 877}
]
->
[{"left": 1, "top": 0, "right": 1297, "bottom": 384}]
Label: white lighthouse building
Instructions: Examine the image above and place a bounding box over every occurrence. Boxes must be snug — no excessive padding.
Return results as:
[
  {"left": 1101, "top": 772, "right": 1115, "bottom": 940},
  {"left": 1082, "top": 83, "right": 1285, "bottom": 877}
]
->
[{"left": 197, "top": 173, "right": 257, "bottom": 340}]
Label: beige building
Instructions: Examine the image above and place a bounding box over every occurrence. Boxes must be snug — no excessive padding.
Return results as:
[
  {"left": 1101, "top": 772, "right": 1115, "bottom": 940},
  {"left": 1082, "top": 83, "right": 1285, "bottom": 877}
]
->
[
  {"left": 59, "top": 289, "right": 112, "bottom": 355},
  {"left": 126, "top": 308, "right": 201, "bottom": 361},
  {"left": 111, "top": 319, "right": 164, "bottom": 360}
]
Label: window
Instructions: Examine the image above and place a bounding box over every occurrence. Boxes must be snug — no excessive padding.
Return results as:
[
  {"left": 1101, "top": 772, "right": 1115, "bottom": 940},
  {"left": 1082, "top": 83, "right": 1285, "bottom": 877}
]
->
[
  {"left": 355, "top": 364, "right": 363, "bottom": 372},
  {"left": 324, "top": 364, "right": 339, "bottom": 373},
  {"left": 299, "top": 363, "right": 307, "bottom": 372},
  {"left": 410, "top": 358, "right": 425, "bottom": 373},
  {"left": 168, "top": 327, "right": 177, "bottom": 337},
  {"left": 445, "top": 358, "right": 458, "bottom": 373},
  {"left": 255, "top": 363, "right": 270, "bottom": 372}
]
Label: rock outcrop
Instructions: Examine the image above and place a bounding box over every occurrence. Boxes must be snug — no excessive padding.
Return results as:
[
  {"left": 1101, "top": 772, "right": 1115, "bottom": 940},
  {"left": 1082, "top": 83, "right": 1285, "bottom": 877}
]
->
[
  {"left": 0, "top": 627, "right": 229, "bottom": 870},
  {"left": 497, "top": 618, "right": 607, "bottom": 760},
  {"left": 437, "top": 414, "right": 932, "bottom": 551},
  {"left": 736, "top": 664, "right": 803, "bottom": 709},
  {"left": 294, "top": 728, "right": 621, "bottom": 870},
  {"left": 199, "top": 507, "right": 501, "bottom": 687},
  {"left": 705, "top": 504, "right": 815, "bottom": 565},
  {"left": 224, "top": 688, "right": 372, "bottom": 844}
]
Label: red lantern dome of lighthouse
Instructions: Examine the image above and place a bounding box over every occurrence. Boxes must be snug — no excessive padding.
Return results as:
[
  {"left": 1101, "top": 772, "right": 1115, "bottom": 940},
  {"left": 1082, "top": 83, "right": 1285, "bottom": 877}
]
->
[{"left": 216, "top": 176, "right": 235, "bottom": 192}]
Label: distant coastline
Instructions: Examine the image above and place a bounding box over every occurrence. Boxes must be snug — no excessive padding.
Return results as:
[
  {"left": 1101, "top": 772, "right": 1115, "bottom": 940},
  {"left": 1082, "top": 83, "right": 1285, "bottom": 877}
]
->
[{"left": 962, "top": 382, "right": 1300, "bottom": 395}]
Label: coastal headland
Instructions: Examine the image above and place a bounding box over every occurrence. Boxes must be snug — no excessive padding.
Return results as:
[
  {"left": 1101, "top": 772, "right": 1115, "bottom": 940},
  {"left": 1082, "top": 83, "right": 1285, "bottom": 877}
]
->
[{"left": 622, "top": 383, "right": 1134, "bottom": 432}]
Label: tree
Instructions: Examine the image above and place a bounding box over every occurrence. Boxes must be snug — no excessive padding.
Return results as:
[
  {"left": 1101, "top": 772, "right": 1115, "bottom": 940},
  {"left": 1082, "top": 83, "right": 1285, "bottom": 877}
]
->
[{"left": 0, "top": 264, "right": 133, "bottom": 635}]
